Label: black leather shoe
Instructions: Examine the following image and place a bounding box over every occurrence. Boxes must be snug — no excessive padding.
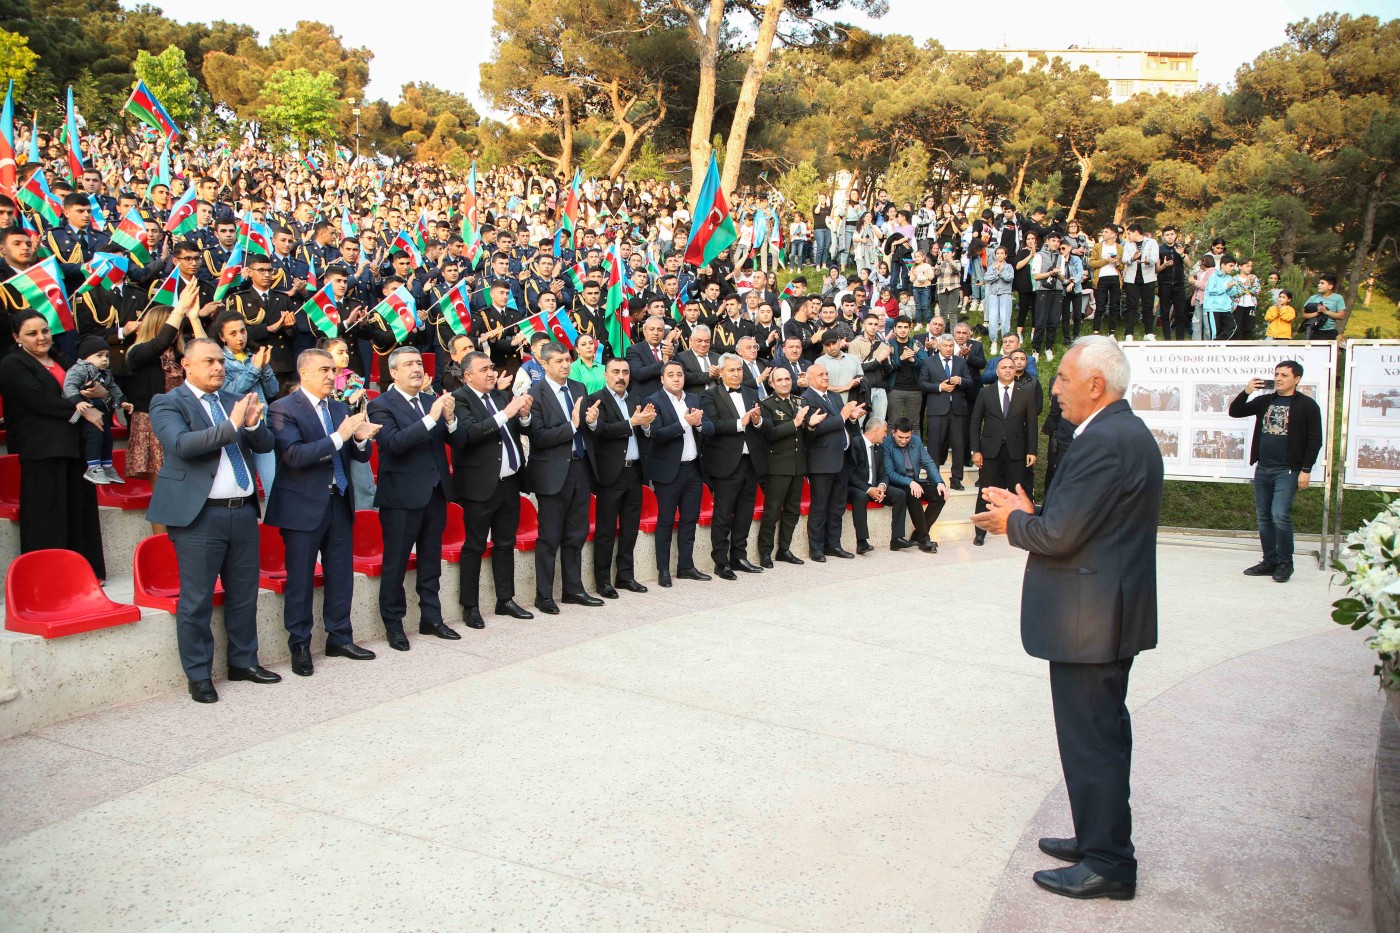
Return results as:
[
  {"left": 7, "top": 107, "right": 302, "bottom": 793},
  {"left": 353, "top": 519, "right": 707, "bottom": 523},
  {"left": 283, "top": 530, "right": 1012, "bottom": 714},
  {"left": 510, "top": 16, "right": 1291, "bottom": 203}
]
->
[
  {"left": 597, "top": 583, "right": 620, "bottom": 599},
  {"left": 657, "top": 572, "right": 673, "bottom": 588},
  {"left": 562, "top": 591, "right": 605, "bottom": 607},
  {"left": 616, "top": 578, "right": 648, "bottom": 593},
  {"left": 228, "top": 665, "right": 282, "bottom": 684},
  {"left": 776, "top": 550, "right": 804, "bottom": 565},
  {"left": 326, "top": 642, "right": 376, "bottom": 661},
  {"left": 951, "top": 481, "right": 965, "bottom": 491},
  {"left": 465, "top": 608, "right": 486, "bottom": 629},
  {"left": 495, "top": 599, "right": 534, "bottom": 619},
  {"left": 1243, "top": 560, "right": 1277, "bottom": 576},
  {"left": 856, "top": 541, "right": 874, "bottom": 555},
  {"left": 759, "top": 554, "right": 774, "bottom": 569},
  {"left": 385, "top": 628, "right": 411, "bottom": 651},
  {"left": 808, "top": 550, "right": 827, "bottom": 562},
  {"left": 291, "top": 645, "right": 314, "bottom": 677},
  {"left": 919, "top": 539, "right": 938, "bottom": 553},
  {"left": 1032, "top": 863, "right": 1135, "bottom": 900},
  {"left": 715, "top": 564, "right": 737, "bottom": 580},
  {"left": 535, "top": 597, "right": 561, "bottom": 615},
  {"left": 188, "top": 679, "right": 218, "bottom": 703},
  {"left": 419, "top": 620, "right": 461, "bottom": 640},
  {"left": 1272, "top": 562, "right": 1294, "bottom": 583},
  {"left": 890, "top": 537, "right": 914, "bottom": 551},
  {"left": 677, "top": 567, "right": 712, "bottom": 582},
  {"left": 824, "top": 547, "right": 855, "bottom": 559},
  {"left": 1038, "top": 837, "right": 1085, "bottom": 862},
  {"left": 974, "top": 530, "right": 986, "bottom": 546},
  {"left": 733, "top": 558, "right": 763, "bottom": 573}
]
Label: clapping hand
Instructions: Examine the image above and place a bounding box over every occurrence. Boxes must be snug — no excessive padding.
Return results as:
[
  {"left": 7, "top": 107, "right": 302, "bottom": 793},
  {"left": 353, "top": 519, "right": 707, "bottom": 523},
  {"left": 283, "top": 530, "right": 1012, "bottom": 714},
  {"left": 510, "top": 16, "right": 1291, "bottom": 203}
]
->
[
  {"left": 585, "top": 399, "right": 602, "bottom": 425},
  {"left": 240, "top": 393, "right": 263, "bottom": 428},
  {"left": 570, "top": 395, "right": 583, "bottom": 429},
  {"left": 683, "top": 407, "right": 704, "bottom": 427},
  {"left": 496, "top": 370, "right": 514, "bottom": 392},
  {"left": 794, "top": 404, "right": 810, "bottom": 427},
  {"left": 631, "top": 403, "right": 657, "bottom": 426},
  {"left": 441, "top": 393, "right": 456, "bottom": 421},
  {"left": 971, "top": 484, "right": 1034, "bottom": 536},
  {"left": 337, "top": 411, "right": 369, "bottom": 441},
  {"left": 353, "top": 416, "right": 382, "bottom": 442},
  {"left": 807, "top": 408, "right": 827, "bottom": 426}
]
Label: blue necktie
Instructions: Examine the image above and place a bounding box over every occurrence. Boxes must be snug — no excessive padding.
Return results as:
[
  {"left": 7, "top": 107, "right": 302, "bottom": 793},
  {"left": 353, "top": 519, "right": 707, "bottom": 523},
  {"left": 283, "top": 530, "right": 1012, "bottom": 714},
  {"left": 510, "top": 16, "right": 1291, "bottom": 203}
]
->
[
  {"left": 319, "top": 398, "right": 349, "bottom": 493},
  {"left": 559, "top": 384, "right": 586, "bottom": 458},
  {"left": 203, "top": 393, "right": 252, "bottom": 492},
  {"left": 482, "top": 392, "right": 520, "bottom": 472}
]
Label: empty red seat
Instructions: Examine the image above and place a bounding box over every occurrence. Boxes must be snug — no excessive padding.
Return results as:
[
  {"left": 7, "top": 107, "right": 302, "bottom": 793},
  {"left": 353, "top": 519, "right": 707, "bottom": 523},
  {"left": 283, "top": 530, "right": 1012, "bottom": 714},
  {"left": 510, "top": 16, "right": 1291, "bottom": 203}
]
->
[
  {"left": 516, "top": 495, "right": 539, "bottom": 551},
  {"left": 753, "top": 485, "right": 765, "bottom": 521},
  {"left": 587, "top": 495, "right": 597, "bottom": 541},
  {"left": 352, "top": 509, "right": 417, "bottom": 576},
  {"left": 96, "top": 449, "right": 152, "bottom": 510},
  {"left": 698, "top": 484, "right": 714, "bottom": 526},
  {"left": 421, "top": 352, "right": 436, "bottom": 378},
  {"left": 6, "top": 549, "right": 142, "bottom": 637},
  {"left": 258, "top": 523, "right": 324, "bottom": 592},
  {"left": 799, "top": 479, "right": 811, "bottom": 515},
  {"left": 443, "top": 501, "right": 465, "bottom": 562},
  {"left": 133, "top": 534, "right": 224, "bottom": 612},
  {"left": 640, "top": 485, "right": 659, "bottom": 533},
  {"left": 0, "top": 454, "right": 18, "bottom": 521},
  {"left": 369, "top": 444, "right": 380, "bottom": 479}
]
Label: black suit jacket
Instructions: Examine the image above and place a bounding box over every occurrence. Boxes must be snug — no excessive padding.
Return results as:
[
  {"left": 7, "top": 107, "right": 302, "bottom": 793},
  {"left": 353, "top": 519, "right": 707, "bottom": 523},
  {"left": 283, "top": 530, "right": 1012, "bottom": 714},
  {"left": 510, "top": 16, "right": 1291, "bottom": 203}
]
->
[
  {"left": 918, "top": 353, "right": 973, "bottom": 415},
  {"left": 232, "top": 288, "right": 296, "bottom": 370},
  {"left": 700, "top": 384, "right": 768, "bottom": 480},
  {"left": 679, "top": 348, "right": 720, "bottom": 391},
  {"left": 264, "top": 390, "right": 371, "bottom": 531},
  {"left": 1007, "top": 400, "right": 1163, "bottom": 663},
  {"left": 799, "top": 387, "right": 852, "bottom": 474},
  {"left": 847, "top": 435, "right": 889, "bottom": 494},
  {"left": 525, "top": 376, "right": 588, "bottom": 496},
  {"left": 624, "top": 341, "right": 669, "bottom": 400},
  {"left": 0, "top": 351, "right": 82, "bottom": 461},
  {"left": 956, "top": 340, "right": 987, "bottom": 409},
  {"left": 970, "top": 381, "right": 1038, "bottom": 460},
  {"left": 585, "top": 388, "right": 647, "bottom": 487},
  {"left": 449, "top": 386, "right": 527, "bottom": 501},
  {"left": 641, "top": 389, "right": 713, "bottom": 485},
  {"left": 367, "top": 388, "right": 456, "bottom": 509}
]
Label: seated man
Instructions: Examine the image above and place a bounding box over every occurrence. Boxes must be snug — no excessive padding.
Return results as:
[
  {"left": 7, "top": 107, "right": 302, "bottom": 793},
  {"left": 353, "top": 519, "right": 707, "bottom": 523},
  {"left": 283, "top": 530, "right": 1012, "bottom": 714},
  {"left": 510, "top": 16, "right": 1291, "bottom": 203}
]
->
[{"left": 880, "top": 417, "right": 949, "bottom": 552}]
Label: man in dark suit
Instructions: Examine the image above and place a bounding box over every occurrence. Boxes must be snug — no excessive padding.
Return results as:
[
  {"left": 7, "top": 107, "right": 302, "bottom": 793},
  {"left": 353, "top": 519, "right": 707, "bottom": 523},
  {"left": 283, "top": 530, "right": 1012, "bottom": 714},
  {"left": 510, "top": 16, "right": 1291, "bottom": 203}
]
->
[
  {"left": 526, "top": 341, "right": 605, "bottom": 613},
  {"left": 642, "top": 361, "right": 715, "bottom": 586},
  {"left": 757, "top": 367, "right": 809, "bottom": 567},
  {"left": 624, "top": 316, "right": 671, "bottom": 400},
  {"left": 918, "top": 333, "right": 972, "bottom": 489},
  {"left": 880, "top": 418, "right": 949, "bottom": 552},
  {"left": 953, "top": 322, "right": 986, "bottom": 467},
  {"left": 265, "top": 348, "right": 381, "bottom": 676},
  {"left": 700, "top": 354, "right": 767, "bottom": 578},
  {"left": 585, "top": 357, "right": 656, "bottom": 597},
  {"left": 970, "top": 356, "right": 1039, "bottom": 546},
  {"left": 148, "top": 338, "right": 280, "bottom": 703},
  {"left": 846, "top": 418, "right": 900, "bottom": 555},
  {"left": 367, "top": 347, "right": 462, "bottom": 648},
  {"left": 973, "top": 336, "right": 1162, "bottom": 901},
  {"left": 449, "top": 351, "right": 535, "bottom": 627},
  {"left": 679, "top": 325, "right": 721, "bottom": 391},
  {"left": 801, "top": 361, "right": 865, "bottom": 561}
]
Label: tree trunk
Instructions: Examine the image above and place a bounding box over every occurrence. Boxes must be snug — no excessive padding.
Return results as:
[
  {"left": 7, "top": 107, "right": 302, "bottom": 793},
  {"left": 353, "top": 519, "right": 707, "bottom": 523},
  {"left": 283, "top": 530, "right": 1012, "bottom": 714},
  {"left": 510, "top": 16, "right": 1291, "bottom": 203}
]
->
[
  {"left": 677, "top": 0, "right": 725, "bottom": 198},
  {"left": 1067, "top": 154, "right": 1092, "bottom": 221},
  {"left": 1009, "top": 149, "right": 1032, "bottom": 203},
  {"left": 1341, "top": 169, "right": 1387, "bottom": 332},
  {"left": 720, "top": 0, "right": 785, "bottom": 197},
  {"left": 1112, "top": 175, "right": 1149, "bottom": 225},
  {"left": 558, "top": 93, "right": 575, "bottom": 180},
  {"left": 607, "top": 100, "right": 667, "bottom": 180}
]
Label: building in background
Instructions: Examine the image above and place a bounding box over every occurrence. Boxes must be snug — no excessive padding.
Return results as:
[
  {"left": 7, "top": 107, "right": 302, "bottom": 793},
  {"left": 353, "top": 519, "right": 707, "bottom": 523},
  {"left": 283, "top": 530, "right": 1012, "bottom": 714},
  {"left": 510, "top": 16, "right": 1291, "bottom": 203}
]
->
[{"left": 966, "top": 47, "right": 1200, "bottom": 102}]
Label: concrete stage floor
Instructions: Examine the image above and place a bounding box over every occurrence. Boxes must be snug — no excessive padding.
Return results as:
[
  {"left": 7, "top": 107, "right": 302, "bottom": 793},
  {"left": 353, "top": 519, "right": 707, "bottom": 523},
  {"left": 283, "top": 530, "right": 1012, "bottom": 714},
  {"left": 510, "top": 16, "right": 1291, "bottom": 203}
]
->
[{"left": 0, "top": 536, "right": 1380, "bottom": 931}]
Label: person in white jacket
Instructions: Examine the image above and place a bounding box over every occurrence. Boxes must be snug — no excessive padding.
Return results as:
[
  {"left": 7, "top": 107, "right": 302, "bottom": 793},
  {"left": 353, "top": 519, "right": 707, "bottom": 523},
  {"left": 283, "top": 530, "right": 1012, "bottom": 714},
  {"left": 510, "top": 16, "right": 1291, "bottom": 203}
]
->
[{"left": 1122, "top": 224, "right": 1159, "bottom": 341}]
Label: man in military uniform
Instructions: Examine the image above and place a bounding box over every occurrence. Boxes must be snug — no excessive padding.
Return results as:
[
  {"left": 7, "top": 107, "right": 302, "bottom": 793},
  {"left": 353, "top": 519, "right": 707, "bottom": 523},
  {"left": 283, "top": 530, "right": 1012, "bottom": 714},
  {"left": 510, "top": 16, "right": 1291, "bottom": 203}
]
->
[
  {"left": 570, "top": 281, "right": 609, "bottom": 359},
  {"left": 712, "top": 293, "right": 756, "bottom": 355},
  {"left": 142, "top": 180, "right": 171, "bottom": 226},
  {"left": 757, "top": 366, "right": 809, "bottom": 566},
  {"left": 199, "top": 218, "right": 239, "bottom": 286},
  {"left": 46, "top": 195, "right": 110, "bottom": 275},
  {"left": 478, "top": 280, "right": 527, "bottom": 377},
  {"left": 523, "top": 253, "right": 568, "bottom": 312},
  {"left": 232, "top": 254, "right": 298, "bottom": 392},
  {"left": 269, "top": 226, "right": 310, "bottom": 299},
  {"left": 194, "top": 176, "right": 234, "bottom": 224}
]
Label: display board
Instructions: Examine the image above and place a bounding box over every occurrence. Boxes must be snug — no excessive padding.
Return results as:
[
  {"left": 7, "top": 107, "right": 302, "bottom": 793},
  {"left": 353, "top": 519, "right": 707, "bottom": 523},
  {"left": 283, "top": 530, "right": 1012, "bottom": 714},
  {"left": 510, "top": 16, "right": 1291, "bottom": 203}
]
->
[
  {"left": 1340, "top": 341, "right": 1400, "bottom": 490},
  {"left": 1120, "top": 341, "right": 1336, "bottom": 484}
]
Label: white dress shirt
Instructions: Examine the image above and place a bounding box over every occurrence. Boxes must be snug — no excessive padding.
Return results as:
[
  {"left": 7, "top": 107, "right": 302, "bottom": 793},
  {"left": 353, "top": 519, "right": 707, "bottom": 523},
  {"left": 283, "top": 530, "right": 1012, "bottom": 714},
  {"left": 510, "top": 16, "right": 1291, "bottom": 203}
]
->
[
  {"left": 587, "top": 389, "right": 640, "bottom": 462},
  {"left": 188, "top": 384, "right": 255, "bottom": 499},
  {"left": 391, "top": 384, "right": 456, "bottom": 433},
  {"left": 301, "top": 387, "right": 367, "bottom": 452},
  {"left": 726, "top": 386, "right": 760, "bottom": 455},
  {"left": 1073, "top": 404, "right": 1107, "bottom": 438},
  {"left": 666, "top": 390, "right": 698, "bottom": 461}
]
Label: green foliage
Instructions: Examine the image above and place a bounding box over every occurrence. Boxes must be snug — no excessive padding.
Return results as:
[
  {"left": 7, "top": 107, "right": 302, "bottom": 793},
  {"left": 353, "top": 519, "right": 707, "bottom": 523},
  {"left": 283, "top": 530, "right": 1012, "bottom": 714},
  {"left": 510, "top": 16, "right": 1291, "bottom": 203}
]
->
[
  {"left": 626, "top": 137, "right": 666, "bottom": 182},
  {"left": 257, "top": 69, "right": 340, "bottom": 147},
  {"left": 0, "top": 28, "right": 37, "bottom": 93},
  {"left": 1199, "top": 194, "right": 1283, "bottom": 276},
  {"left": 775, "top": 158, "right": 822, "bottom": 217},
  {"left": 1019, "top": 173, "right": 1064, "bottom": 213},
  {"left": 133, "top": 45, "right": 198, "bottom": 132},
  {"left": 881, "top": 141, "right": 929, "bottom": 206}
]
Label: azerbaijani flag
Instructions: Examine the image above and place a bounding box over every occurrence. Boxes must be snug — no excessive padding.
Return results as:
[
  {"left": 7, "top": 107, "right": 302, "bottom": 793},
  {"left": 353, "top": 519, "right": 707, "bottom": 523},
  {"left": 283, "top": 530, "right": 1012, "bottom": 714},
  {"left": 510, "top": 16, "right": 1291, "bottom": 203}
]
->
[
  {"left": 4, "top": 257, "right": 75, "bottom": 333},
  {"left": 73, "top": 253, "right": 129, "bottom": 297},
  {"left": 87, "top": 194, "right": 107, "bottom": 231},
  {"left": 770, "top": 208, "right": 787, "bottom": 266},
  {"left": 560, "top": 169, "right": 581, "bottom": 250},
  {"left": 213, "top": 241, "right": 245, "bottom": 302},
  {"left": 518, "top": 309, "right": 580, "bottom": 351},
  {"left": 781, "top": 280, "right": 801, "bottom": 297},
  {"left": 563, "top": 259, "right": 589, "bottom": 292},
  {"left": 164, "top": 185, "right": 197, "bottom": 236},
  {"left": 299, "top": 153, "right": 320, "bottom": 175},
  {"left": 435, "top": 279, "right": 473, "bottom": 337},
  {"left": 390, "top": 231, "right": 423, "bottom": 267},
  {"left": 753, "top": 207, "right": 768, "bottom": 250},
  {"left": 17, "top": 211, "right": 47, "bottom": 258},
  {"left": 238, "top": 214, "right": 273, "bottom": 256},
  {"left": 123, "top": 79, "right": 181, "bottom": 140},
  {"left": 373, "top": 285, "right": 419, "bottom": 341},
  {"left": 64, "top": 87, "right": 85, "bottom": 183},
  {"left": 149, "top": 268, "right": 179, "bottom": 308},
  {"left": 683, "top": 152, "right": 737, "bottom": 268},
  {"left": 301, "top": 283, "right": 340, "bottom": 338},
  {"left": 1, "top": 80, "right": 12, "bottom": 149},
  {"left": 669, "top": 298, "right": 685, "bottom": 322},
  {"left": 602, "top": 239, "right": 630, "bottom": 357},
  {"left": 18, "top": 170, "right": 63, "bottom": 228},
  {"left": 110, "top": 208, "right": 153, "bottom": 265},
  {"left": 0, "top": 129, "right": 15, "bottom": 202},
  {"left": 340, "top": 213, "right": 357, "bottom": 239}
]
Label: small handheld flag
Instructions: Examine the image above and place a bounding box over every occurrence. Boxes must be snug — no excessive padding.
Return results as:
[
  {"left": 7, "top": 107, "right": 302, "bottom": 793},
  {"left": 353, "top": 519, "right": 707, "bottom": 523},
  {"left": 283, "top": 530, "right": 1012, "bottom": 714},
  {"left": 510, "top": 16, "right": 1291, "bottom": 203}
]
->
[
  {"left": 64, "top": 87, "right": 85, "bottom": 183},
  {"left": 373, "top": 285, "right": 419, "bottom": 342},
  {"left": 390, "top": 231, "right": 423, "bottom": 267},
  {"left": 4, "top": 257, "right": 75, "bottom": 333},
  {"left": 301, "top": 283, "right": 341, "bottom": 338},
  {"left": 213, "top": 241, "right": 246, "bottom": 302},
  {"left": 73, "top": 253, "right": 129, "bottom": 298},
  {"left": 18, "top": 170, "right": 63, "bottom": 228},
  {"left": 123, "top": 79, "right": 181, "bottom": 140},
  {"left": 110, "top": 208, "right": 153, "bottom": 266},
  {"left": 164, "top": 186, "right": 198, "bottom": 236},
  {"left": 149, "top": 268, "right": 180, "bottom": 308},
  {"left": 435, "top": 280, "right": 473, "bottom": 337}
]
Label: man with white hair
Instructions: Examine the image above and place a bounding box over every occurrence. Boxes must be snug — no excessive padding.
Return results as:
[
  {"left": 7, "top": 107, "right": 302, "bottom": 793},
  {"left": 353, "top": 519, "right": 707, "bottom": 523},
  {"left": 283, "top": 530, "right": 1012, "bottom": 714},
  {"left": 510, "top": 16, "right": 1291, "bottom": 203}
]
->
[{"left": 972, "top": 335, "right": 1163, "bottom": 902}]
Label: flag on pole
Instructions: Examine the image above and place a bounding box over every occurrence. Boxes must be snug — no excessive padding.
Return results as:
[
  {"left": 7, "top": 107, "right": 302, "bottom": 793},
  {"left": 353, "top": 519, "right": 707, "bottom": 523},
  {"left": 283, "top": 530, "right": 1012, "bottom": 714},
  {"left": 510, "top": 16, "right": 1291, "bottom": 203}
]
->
[
  {"left": 87, "top": 194, "right": 107, "bottom": 231},
  {"left": 0, "top": 130, "right": 18, "bottom": 202},
  {"left": 123, "top": 80, "right": 181, "bottom": 140},
  {"left": 435, "top": 279, "right": 473, "bottom": 337},
  {"left": 563, "top": 259, "right": 589, "bottom": 293},
  {"left": 1, "top": 80, "right": 13, "bottom": 149},
  {"left": 111, "top": 208, "right": 153, "bottom": 265},
  {"left": 152, "top": 140, "right": 172, "bottom": 190},
  {"left": 301, "top": 283, "right": 341, "bottom": 338},
  {"left": 753, "top": 207, "right": 768, "bottom": 251},
  {"left": 26, "top": 112, "right": 39, "bottom": 164},
  {"left": 518, "top": 309, "right": 580, "bottom": 351},
  {"left": 5, "top": 257, "right": 75, "bottom": 333},
  {"left": 389, "top": 231, "right": 423, "bottom": 267},
  {"left": 238, "top": 214, "right": 273, "bottom": 256},
  {"left": 17, "top": 211, "right": 47, "bottom": 258},
  {"left": 149, "top": 268, "right": 180, "bottom": 308},
  {"left": 340, "top": 212, "right": 357, "bottom": 239},
  {"left": 213, "top": 241, "right": 246, "bottom": 302},
  {"left": 73, "top": 253, "right": 129, "bottom": 298},
  {"left": 602, "top": 239, "right": 630, "bottom": 357},
  {"left": 683, "top": 152, "right": 738, "bottom": 268},
  {"left": 64, "top": 87, "right": 85, "bottom": 183},
  {"left": 771, "top": 208, "right": 787, "bottom": 267},
  {"left": 560, "top": 169, "right": 582, "bottom": 250},
  {"left": 164, "top": 185, "right": 197, "bottom": 236},
  {"left": 373, "top": 285, "right": 419, "bottom": 341},
  {"left": 299, "top": 153, "right": 320, "bottom": 175},
  {"left": 18, "top": 170, "right": 63, "bottom": 228}
]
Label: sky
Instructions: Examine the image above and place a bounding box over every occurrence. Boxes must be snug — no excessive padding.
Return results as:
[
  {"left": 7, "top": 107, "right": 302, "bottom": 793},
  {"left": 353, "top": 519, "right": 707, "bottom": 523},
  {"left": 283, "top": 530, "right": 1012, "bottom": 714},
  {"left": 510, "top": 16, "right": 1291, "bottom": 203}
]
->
[{"left": 139, "top": 0, "right": 1398, "bottom": 114}]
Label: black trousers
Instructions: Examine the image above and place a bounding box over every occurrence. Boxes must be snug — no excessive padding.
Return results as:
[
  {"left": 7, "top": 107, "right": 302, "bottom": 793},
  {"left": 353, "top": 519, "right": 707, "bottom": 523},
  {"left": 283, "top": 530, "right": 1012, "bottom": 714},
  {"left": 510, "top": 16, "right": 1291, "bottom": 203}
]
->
[
  {"left": 1123, "top": 281, "right": 1154, "bottom": 337},
  {"left": 460, "top": 473, "right": 521, "bottom": 609},
  {"left": 378, "top": 484, "right": 447, "bottom": 631},
  {"left": 593, "top": 463, "right": 643, "bottom": 586},
  {"left": 1031, "top": 290, "right": 1060, "bottom": 352},
  {"left": 535, "top": 457, "right": 591, "bottom": 600},
  {"left": 924, "top": 411, "right": 966, "bottom": 483},
  {"left": 1050, "top": 657, "right": 1137, "bottom": 883},
  {"left": 1058, "top": 292, "right": 1083, "bottom": 344},
  {"left": 757, "top": 472, "right": 802, "bottom": 556},
  {"left": 1092, "top": 278, "right": 1122, "bottom": 334},
  {"left": 168, "top": 499, "right": 260, "bottom": 680},
  {"left": 975, "top": 448, "right": 1023, "bottom": 514},
  {"left": 708, "top": 457, "right": 759, "bottom": 567},
  {"left": 653, "top": 460, "right": 703, "bottom": 572},
  {"left": 282, "top": 492, "right": 355, "bottom": 649},
  {"left": 19, "top": 456, "right": 105, "bottom": 579},
  {"left": 1015, "top": 290, "right": 1035, "bottom": 330},
  {"left": 807, "top": 467, "right": 849, "bottom": 552},
  {"left": 871, "top": 484, "right": 946, "bottom": 541},
  {"left": 1158, "top": 283, "right": 1189, "bottom": 339}
]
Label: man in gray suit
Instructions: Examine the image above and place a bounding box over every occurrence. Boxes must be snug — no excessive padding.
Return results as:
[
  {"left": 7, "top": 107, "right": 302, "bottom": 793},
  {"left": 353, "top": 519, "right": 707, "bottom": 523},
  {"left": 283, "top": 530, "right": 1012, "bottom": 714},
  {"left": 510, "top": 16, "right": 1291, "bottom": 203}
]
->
[
  {"left": 973, "top": 336, "right": 1162, "bottom": 901},
  {"left": 148, "top": 338, "right": 281, "bottom": 704}
]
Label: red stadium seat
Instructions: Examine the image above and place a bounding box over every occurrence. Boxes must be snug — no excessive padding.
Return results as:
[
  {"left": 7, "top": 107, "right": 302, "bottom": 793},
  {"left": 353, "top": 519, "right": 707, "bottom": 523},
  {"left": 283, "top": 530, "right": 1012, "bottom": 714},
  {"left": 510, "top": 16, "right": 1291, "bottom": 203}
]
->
[
  {"left": 442, "top": 502, "right": 465, "bottom": 562},
  {"left": 516, "top": 495, "right": 539, "bottom": 551},
  {"left": 421, "top": 352, "right": 436, "bottom": 378},
  {"left": 799, "top": 479, "right": 811, "bottom": 515},
  {"left": 753, "top": 485, "right": 765, "bottom": 521},
  {"left": 352, "top": 509, "right": 416, "bottom": 576},
  {"left": 6, "top": 549, "right": 142, "bottom": 637},
  {"left": 0, "top": 454, "right": 18, "bottom": 521},
  {"left": 133, "top": 534, "right": 224, "bottom": 613},
  {"left": 369, "top": 444, "right": 380, "bottom": 479},
  {"left": 587, "top": 495, "right": 597, "bottom": 541},
  {"left": 698, "top": 484, "right": 714, "bottom": 526},
  {"left": 0, "top": 393, "right": 6, "bottom": 445},
  {"left": 640, "top": 485, "right": 659, "bottom": 533},
  {"left": 258, "top": 523, "right": 323, "bottom": 592},
  {"left": 96, "top": 449, "right": 152, "bottom": 510}
]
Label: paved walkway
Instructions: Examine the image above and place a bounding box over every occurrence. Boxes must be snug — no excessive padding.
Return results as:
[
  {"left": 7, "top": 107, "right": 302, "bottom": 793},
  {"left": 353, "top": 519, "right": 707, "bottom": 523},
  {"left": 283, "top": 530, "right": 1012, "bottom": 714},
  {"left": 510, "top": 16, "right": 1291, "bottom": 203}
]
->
[{"left": 0, "top": 538, "right": 1380, "bottom": 931}]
